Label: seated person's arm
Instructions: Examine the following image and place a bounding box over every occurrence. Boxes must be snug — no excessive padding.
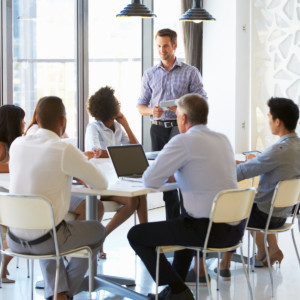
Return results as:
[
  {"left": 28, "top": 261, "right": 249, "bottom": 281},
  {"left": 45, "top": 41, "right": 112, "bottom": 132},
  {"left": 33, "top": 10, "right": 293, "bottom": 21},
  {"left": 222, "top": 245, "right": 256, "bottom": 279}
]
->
[
  {"left": 116, "top": 112, "right": 139, "bottom": 144},
  {"left": 0, "top": 143, "right": 9, "bottom": 173},
  {"left": 0, "top": 162, "right": 9, "bottom": 173}
]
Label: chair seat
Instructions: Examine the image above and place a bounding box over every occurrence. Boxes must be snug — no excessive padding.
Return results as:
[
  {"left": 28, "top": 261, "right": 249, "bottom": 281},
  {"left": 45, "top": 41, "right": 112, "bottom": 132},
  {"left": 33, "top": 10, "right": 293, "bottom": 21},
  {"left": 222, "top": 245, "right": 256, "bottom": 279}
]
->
[
  {"left": 247, "top": 222, "right": 293, "bottom": 234},
  {"left": 2, "top": 246, "right": 91, "bottom": 260}
]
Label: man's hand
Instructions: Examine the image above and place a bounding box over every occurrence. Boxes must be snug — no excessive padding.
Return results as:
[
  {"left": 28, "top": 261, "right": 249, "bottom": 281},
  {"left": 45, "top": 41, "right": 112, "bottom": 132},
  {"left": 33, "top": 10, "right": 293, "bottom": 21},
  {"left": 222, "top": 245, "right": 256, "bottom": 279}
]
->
[
  {"left": 167, "top": 106, "right": 177, "bottom": 113},
  {"left": 246, "top": 154, "right": 256, "bottom": 161},
  {"left": 84, "top": 148, "right": 102, "bottom": 159},
  {"left": 73, "top": 177, "right": 88, "bottom": 187},
  {"left": 167, "top": 175, "right": 176, "bottom": 183},
  {"left": 153, "top": 104, "right": 164, "bottom": 119}
]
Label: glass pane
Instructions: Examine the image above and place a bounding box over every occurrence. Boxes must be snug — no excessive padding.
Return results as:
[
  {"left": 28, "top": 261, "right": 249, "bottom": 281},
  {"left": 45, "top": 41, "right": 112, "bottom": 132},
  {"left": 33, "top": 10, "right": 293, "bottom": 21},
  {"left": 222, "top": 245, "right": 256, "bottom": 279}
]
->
[
  {"left": 88, "top": 0, "right": 142, "bottom": 143},
  {"left": 12, "top": 0, "right": 77, "bottom": 137},
  {"left": 154, "top": 1, "right": 185, "bottom": 63}
]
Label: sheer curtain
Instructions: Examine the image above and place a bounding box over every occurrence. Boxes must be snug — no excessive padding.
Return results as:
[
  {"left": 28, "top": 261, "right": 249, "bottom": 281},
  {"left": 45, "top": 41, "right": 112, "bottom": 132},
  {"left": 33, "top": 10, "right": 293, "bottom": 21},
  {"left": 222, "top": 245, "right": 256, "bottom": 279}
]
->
[{"left": 181, "top": 0, "right": 203, "bottom": 73}]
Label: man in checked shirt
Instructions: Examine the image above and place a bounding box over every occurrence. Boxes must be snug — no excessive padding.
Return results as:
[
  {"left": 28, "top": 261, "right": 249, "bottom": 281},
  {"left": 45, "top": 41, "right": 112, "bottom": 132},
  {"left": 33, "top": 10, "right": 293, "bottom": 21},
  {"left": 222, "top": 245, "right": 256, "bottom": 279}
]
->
[{"left": 137, "top": 28, "right": 207, "bottom": 220}]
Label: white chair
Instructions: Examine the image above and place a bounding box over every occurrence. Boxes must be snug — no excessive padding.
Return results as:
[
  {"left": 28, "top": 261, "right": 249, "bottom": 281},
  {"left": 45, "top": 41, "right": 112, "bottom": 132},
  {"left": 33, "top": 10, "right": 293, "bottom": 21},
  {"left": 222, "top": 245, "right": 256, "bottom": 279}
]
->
[
  {"left": 247, "top": 178, "right": 300, "bottom": 298},
  {"left": 0, "top": 193, "right": 93, "bottom": 300},
  {"left": 155, "top": 187, "right": 256, "bottom": 300}
]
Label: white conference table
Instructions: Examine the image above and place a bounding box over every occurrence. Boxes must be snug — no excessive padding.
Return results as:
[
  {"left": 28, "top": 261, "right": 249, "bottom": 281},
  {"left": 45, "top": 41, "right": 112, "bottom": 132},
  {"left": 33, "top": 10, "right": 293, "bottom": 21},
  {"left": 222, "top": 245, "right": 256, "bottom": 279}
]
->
[{"left": 0, "top": 158, "right": 178, "bottom": 300}]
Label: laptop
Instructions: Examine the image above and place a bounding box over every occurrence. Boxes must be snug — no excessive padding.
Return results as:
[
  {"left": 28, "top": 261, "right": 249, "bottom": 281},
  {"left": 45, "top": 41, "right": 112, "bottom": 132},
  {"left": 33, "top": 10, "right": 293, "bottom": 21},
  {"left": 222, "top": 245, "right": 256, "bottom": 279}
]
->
[{"left": 107, "top": 144, "right": 149, "bottom": 182}]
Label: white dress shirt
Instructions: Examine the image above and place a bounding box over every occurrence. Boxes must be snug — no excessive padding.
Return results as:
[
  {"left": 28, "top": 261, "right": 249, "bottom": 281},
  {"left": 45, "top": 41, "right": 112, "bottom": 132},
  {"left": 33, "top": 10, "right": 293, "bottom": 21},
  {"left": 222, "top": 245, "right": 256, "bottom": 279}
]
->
[
  {"left": 85, "top": 121, "right": 130, "bottom": 151},
  {"left": 143, "top": 125, "right": 237, "bottom": 219},
  {"left": 9, "top": 128, "right": 108, "bottom": 240}
]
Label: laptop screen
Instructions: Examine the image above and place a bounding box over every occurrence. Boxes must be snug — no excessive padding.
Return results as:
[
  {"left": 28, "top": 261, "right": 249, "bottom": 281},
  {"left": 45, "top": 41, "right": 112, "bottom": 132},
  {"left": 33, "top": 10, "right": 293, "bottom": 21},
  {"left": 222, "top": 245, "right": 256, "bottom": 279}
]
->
[{"left": 107, "top": 144, "right": 149, "bottom": 178}]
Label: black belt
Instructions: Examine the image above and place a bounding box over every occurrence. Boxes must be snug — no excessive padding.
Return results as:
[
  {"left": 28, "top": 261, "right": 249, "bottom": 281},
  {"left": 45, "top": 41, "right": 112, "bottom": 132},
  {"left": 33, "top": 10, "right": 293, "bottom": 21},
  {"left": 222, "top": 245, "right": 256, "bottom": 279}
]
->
[
  {"left": 8, "top": 221, "right": 65, "bottom": 246},
  {"left": 152, "top": 120, "right": 177, "bottom": 128}
]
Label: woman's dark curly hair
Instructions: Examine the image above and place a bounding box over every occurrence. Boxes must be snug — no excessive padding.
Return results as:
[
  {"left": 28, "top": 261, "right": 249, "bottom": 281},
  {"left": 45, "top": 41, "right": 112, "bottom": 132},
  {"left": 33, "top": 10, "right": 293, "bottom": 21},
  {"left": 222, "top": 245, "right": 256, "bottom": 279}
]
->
[
  {"left": 87, "top": 86, "right": 118, "bottom": 123},
  {"left": 0, "top": 104, "right": 25, "bottom": 149}
]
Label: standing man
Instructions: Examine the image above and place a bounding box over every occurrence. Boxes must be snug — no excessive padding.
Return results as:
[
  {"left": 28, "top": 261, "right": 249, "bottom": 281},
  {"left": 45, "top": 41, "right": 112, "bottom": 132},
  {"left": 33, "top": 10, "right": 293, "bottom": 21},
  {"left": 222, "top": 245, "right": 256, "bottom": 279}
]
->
[
  {"left": 7, "top": 96, "right": 108, "bottom": 300},
  {"left": 129, "top": 94, "right": 240, "bottom": 300},
  {"left": 137, "top": 28, "right": 207, "bottom": 220}
]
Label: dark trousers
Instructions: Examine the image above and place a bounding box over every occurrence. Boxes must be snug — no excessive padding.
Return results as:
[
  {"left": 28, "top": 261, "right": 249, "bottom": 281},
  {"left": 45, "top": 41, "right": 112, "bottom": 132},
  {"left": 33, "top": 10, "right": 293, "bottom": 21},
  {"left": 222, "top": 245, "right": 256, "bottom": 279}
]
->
[
  {"left": 127, "top": 213, "right": 244, "bottom": 286},
  {"left": 150, "top": 124, "right": 181, "bottom": 220}
]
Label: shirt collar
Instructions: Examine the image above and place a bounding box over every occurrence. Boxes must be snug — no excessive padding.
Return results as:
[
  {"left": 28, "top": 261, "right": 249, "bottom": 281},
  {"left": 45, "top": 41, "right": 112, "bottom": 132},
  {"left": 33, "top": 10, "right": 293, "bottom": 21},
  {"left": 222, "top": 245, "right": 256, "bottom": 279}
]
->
[
  {"left": 277, "top": 132, "right": 297, "bottom": 143},
  {"left": 187, "top": 124, "right": 209, "bottom": 133},
  {"left": 96, "top": 120, "right": 115, "bottom": 132},
  {"left": 156, "top": 57, "right": 182, "bottom": 71},
  {"left": 36, "top": 128, "right": 61, "bottom": 140}
]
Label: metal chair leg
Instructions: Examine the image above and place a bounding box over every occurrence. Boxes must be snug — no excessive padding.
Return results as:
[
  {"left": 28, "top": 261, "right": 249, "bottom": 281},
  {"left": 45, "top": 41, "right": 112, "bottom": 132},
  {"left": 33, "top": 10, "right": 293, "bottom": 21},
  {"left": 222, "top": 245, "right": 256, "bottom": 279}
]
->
[
  {"left": 240, "top": 245, "right": 253, "bottom": 300},
  {"left": 264, "top": 235, "right": 273, "bottom": 298},
  {"left": 155, "top": 247, "right": 160, "bottom": 300},
  {"left": 27, "top": 259, "right": 30, "bottom": 278},
  {"left": 196, "top": 251, "right": 199, "bottom": 300},
  {"left": 216, "top": 252, "right": 220, "bottom": 291},
  {"left": 291, "top": 228, "right": 300, "bottom": 265},
  {"left": 252, "top": 232, "right": 256, "bottom": 272},
  {"left": 203, "top": 252, "right": 213, "bottom": 300},
  {"left": 30, "top": 259, "right": 34, "bottom": 300}
]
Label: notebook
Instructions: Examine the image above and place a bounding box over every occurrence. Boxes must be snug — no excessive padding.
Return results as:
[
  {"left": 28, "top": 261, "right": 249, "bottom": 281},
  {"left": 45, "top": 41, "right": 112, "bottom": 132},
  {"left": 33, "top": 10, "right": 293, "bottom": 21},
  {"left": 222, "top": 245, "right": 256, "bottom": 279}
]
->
[{"left": 107, "top": 144, "right": 149, "bottom": 182}]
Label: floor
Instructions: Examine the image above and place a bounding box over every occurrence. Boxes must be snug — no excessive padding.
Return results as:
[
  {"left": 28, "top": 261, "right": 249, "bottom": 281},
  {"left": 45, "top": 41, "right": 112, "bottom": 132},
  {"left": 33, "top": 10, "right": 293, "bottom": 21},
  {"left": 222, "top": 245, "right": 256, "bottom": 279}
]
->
[{"left": 1, "top": 207, "right": 300, "bottom": 300}]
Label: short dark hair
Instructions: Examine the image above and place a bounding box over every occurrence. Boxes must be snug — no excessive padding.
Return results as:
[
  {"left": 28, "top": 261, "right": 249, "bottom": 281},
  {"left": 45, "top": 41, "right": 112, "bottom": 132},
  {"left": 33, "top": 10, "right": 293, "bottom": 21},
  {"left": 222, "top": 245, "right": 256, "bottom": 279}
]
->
[
  {"left": 37, "top": 96, "right": 65, "bottom": 130},
  {"left": 0, "top": 104, "right": 25, "bottom": 148},
  {"left": 267, "top": 97, "right": 299, "bottom": 131},
  {"left": 87, "top": 86, "right": 118, "bottom": 122},
  {"left": 155, "top": 28, "right": 177, "bottom": 45},
  {"left": 176, "top": 94, "right": 209, "bottom": 125}
]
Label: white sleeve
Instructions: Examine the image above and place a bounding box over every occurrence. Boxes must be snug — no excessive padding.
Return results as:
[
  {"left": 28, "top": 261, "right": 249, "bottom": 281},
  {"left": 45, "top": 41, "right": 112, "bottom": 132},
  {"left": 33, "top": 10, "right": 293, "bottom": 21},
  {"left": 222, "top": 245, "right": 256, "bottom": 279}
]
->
[
  {"left": 62, "top": 144, "right": 108, "bottom": 190},
  {"left": 143, "top": 136, "right": 188, "bottom": 189}
]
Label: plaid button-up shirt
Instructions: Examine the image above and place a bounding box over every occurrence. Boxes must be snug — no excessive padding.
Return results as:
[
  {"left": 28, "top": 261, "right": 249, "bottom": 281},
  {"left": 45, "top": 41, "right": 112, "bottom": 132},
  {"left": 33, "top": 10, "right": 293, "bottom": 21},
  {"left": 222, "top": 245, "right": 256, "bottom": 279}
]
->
[{"left": 138, "top": 58, "right": 207, "bottom": 121}]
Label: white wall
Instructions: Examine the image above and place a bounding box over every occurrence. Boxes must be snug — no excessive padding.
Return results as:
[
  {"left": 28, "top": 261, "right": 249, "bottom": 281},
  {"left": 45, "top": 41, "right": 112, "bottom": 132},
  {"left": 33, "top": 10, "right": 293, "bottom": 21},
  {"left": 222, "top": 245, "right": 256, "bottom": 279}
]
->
[{"left": 202, "top": 0, "right": 250, "bottom": 152}]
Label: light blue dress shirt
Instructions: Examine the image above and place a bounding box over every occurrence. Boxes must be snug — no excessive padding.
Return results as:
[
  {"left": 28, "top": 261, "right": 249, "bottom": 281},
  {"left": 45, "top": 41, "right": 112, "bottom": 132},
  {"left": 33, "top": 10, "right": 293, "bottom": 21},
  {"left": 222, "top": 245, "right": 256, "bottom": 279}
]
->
[
  {"left": 237, "top": 133, "right": 300, "bottom": 217},
  {"left": 85, "top": 121, "right": 130, "bottom": 151},
  {"left": 137, "top": 58, "right": 207, "bottom": 121},
  {"left": 143, "top": 125, "right": 237, "bottom": 218}
]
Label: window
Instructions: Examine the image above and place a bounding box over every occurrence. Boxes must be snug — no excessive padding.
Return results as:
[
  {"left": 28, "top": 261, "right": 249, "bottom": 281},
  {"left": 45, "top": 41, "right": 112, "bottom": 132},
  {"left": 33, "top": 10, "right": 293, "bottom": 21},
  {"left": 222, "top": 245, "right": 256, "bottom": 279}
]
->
[
  {"left": 12, "top": 0, "right": 77, "bottom": 137},
  {"left": 88, "top": 0, "right": 142, "bottom": 142}
]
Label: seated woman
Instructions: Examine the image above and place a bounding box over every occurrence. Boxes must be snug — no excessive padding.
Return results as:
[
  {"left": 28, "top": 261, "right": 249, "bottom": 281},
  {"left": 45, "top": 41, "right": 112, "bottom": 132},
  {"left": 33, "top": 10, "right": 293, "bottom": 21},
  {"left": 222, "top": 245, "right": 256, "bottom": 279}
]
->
[
  {"left": 85, "top": 86, "right": 148, "bottom": 258},
  {"left": 217, "top": 97, "right": 300, "bottom": 279},
  {"left": 25, "top": 96, "right": 104, "bottom": 222},
  {"left": 0, "top": 104, "right": 25, "bottom": 283}
]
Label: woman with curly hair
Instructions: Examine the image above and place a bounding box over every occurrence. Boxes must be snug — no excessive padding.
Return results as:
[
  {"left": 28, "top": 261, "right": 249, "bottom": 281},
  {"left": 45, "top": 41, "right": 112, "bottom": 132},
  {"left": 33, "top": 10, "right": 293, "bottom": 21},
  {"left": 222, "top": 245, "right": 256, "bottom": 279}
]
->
[
  {"left": 85, "top": 86, "right": 148, "bottom": 258},
  {"left": 0, "top": 104, "right": 25, "bottom": 283}
]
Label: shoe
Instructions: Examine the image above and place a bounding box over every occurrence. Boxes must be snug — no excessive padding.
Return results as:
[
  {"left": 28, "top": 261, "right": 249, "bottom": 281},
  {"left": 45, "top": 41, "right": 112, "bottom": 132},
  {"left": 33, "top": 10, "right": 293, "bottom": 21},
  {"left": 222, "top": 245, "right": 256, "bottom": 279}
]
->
[
  {"left": 254, "top": 259, "right": 265, "bottom": 268},
  {"left": 185, "top": 269, "right": 211, "bottom": 286},
  {"left": 214, "top": 267, "right": 231, "bottom": 281},
  {"left": 262, "top": 249, "right": 284, "bottom": 267},
  {"left": 148, "top": 286, "right": 194, "bottom": 300},
  {"left": 45, "top": 296, "right": 73, "bottom": 300},
  {"left": 148, "top": 286, "right": 171, "bottom": 300},
  {"left": 1, "top": 277, "right": 15, "bottom": 284},
  {"left": 99, "top": 251, "right": 107, "bottom": 259}
]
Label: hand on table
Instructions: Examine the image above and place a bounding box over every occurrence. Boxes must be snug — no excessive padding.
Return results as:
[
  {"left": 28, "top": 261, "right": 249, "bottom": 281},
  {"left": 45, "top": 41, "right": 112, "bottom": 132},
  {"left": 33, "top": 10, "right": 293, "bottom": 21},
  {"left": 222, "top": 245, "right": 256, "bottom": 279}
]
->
[{"left": 84, "top": 148, "right": 102, "bottom": 159}]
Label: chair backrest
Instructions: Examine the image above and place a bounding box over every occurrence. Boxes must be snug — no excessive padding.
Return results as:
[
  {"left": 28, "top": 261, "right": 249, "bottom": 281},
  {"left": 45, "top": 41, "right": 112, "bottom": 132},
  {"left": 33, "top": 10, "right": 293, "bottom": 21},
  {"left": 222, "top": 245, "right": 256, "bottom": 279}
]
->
[
  {"left": 272, "top": 179, "right": 300, "bottom": 208},
  {"left": 0, "top": 193, "right": 54, "bottom": 230},
  {"left": 210, "top": 188, "right": 256, "bottom": 223}
]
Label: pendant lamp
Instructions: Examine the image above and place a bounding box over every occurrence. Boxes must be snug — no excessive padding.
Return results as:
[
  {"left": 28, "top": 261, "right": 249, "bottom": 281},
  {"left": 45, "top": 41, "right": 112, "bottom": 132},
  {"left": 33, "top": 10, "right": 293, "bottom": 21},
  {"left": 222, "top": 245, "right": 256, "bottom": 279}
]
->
[
  {"left": 180, "top": 0, "right": 215, "bottom": 23},
  {"left": 116, "top": 0, "right": 156, "bottom": 18}
]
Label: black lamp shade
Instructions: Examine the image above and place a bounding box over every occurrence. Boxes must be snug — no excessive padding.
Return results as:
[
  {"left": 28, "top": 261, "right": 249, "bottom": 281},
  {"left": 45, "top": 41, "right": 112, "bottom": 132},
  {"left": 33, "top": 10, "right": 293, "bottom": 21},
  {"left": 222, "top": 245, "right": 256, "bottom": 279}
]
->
[
  {"left": 116, "top": 0, "right": 156, "bottom": 18},
  {"left": 180, "top": 0, "right": 215, "bottom": 23}
]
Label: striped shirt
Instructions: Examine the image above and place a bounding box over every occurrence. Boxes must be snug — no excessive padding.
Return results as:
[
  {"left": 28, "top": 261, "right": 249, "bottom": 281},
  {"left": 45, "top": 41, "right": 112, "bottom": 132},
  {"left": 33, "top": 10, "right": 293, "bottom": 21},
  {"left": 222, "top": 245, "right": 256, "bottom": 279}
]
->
[{"left": 137, "top": 58, "right": 207, "bottom": 121}]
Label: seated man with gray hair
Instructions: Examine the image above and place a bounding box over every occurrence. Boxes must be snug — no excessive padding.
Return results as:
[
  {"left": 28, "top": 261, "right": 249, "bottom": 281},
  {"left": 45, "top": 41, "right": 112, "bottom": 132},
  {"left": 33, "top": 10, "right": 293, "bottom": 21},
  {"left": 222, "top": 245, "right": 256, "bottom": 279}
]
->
[{"left": 128, "top": 94, "right": 242, "bottom": 300}]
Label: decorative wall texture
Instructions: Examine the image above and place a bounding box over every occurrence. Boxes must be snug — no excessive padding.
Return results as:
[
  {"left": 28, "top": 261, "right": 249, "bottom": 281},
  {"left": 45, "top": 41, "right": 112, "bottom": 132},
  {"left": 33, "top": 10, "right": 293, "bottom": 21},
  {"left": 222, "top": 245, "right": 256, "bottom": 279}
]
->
[{"left": 251, "top": 0, "right": 300, "bottom": 150}]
